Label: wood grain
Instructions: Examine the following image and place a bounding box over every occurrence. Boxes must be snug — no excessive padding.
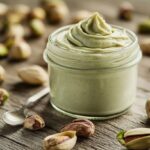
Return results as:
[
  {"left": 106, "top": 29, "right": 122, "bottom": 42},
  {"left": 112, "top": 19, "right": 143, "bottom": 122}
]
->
[{"left": 0, "top": 0, "right": 150, "bottom": 150}]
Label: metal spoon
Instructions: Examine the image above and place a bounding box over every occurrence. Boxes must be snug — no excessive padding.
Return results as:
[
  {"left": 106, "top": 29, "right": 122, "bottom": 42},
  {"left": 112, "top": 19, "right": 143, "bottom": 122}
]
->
[{"left": 2, "top": 87, "right": 49, "bottom": 126}]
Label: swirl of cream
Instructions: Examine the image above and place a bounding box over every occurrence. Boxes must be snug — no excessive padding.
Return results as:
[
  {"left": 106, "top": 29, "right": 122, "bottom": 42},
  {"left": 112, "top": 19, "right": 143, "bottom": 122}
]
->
[{"left": 66, "top": 12, "right": 130, "bottom": 49}]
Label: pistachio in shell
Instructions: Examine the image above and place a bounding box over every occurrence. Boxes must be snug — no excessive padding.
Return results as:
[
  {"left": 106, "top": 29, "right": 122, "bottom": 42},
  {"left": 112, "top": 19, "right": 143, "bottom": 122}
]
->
[
  {"left": 117, "top": 128, "right": 150, "bottom": 150},
  {"left": 43, "top": 131, "right": 77, "bottom": 150},
  {"left": 0, "top": 3, "right": 8, "bottom": 18},
  {"left": 0, "top": 43, "right": 8, "bottom": 57},
  {"left": 0, "top": 65, "right": 5, "bottom": 82},
  {"left": 9, "top": 39, "right": 31, "bottom": 61},
  {"left": 0, "top": 88, "right": 9, "bottom": 106},
  {"left": 29, "top": 19, "right": 45, "bottom": 37},
  {"left": 28, "top": 7, "right": 46, "bottom": 21}
]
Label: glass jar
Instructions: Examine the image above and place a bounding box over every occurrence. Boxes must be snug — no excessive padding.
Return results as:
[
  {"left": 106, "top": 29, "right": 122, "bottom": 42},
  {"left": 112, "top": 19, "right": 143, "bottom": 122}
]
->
[{"left": 44, "top": 25, "right": 142, "bottom": 120}]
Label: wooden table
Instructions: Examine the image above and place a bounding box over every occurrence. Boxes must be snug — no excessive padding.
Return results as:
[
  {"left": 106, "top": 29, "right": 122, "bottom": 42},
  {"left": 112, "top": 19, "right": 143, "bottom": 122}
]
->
[{"left": 0, "top": 0, "right": 150, "bottom": 149}]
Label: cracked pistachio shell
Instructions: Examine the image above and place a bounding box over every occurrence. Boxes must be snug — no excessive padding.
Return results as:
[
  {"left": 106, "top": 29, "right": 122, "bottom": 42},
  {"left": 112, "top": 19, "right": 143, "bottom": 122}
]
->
[
  {"left": 0, "top": 65, "right": 5, "bottom": 82},
  {"left": 43, "top": 131, "right": 77, "bottom": 150},
  {"left": 117, "top": 128, "right": 150, "bottom": 150},
  {"left": 18, "top": 65, "right": 48, "bottom": 85}
]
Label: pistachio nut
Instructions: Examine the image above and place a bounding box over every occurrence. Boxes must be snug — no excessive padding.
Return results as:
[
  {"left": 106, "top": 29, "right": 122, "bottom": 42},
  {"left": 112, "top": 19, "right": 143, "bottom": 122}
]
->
[
  {"left": 18, "top": 65, "right": 48, "bottom": 85},
  {"left": 138, "top": 19, "right": 150, "bottom": 34},
  {"left": 42, "top": 0, "right": 69, "bottom": 24},
  {"left": 29, "top": 19, "right": 45, "bottom": 37},
  {"left": 28, "top": 7, "right": 46, "bottom": 20},
  {"left": 43, "top": 131, "right": 77, "bottom": 150},
  {"left": 0, "top": 3, "right": 8, "bottom": 18},
  {"left": 117, "top": 128, "right": 150, "bottom": 150},
  {"left": 6, "top": 24, "right": 25, "bottom": 39},
  {"left": 0, "top": 43, "right": 8, "bottom": 57},
  {"left": 71, "top": 10, "right": 92, "bottom": 24},
  {"left": 146, "top": 99, "right": 150, "bottom": 118},
  {"left": 0, "top": 88, "right": 9, "bottom": 106},
  {"left": 24, "top": 113, "right": 45, "bottom": 130},
  {"left": 119, "top": 1, "right": 134, "bottom": 21},
  {"left": 0, "top": 65, "right": 5, "bottom": 82},
  {"left": 9, "top": 39, "right": 31, "bottom": 60},
  {"left": 140, "top": 39, "right": 150, "bottom": 55},
  {"left": 61, "top": 119, "right": 95, "bottom": 137}
]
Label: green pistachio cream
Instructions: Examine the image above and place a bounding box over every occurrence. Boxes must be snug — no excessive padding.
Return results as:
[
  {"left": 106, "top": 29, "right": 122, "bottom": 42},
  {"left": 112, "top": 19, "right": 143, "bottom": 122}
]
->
[{"left": 44, "top": 12, "right": 142, "bottom": 120}]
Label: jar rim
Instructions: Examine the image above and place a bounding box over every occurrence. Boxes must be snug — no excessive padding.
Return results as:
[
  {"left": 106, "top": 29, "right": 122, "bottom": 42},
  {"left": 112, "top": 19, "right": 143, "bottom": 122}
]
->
[{"left": 45, "top": 25, "right": 142, "bottom": 70}]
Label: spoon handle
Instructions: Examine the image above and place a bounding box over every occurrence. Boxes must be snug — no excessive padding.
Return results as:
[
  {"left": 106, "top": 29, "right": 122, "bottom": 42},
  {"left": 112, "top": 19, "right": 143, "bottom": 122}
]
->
[{"left": 25, "top": 87, "right": 49, "bottom": 108}]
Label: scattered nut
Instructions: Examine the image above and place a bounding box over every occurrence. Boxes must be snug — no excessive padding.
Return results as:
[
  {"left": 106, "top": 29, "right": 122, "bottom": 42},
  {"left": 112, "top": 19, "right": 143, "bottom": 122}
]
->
[
  {"left": 117, "top": 128, "right": 150, "bottom": 150},
  {"left": 140, "top": 39, "right": 150, "bottom": 55},
  {"left": 9, "top": 39, "right": 31, "bottom": 60},
  {"left": 0, "top": 3, "right": 8, "bottom": 18},
  {"left": 43, "top": 131, "right": 77, "bottom": 150},
  {"left": 0, "top": 43, "right": 8, "bottom": 57},
  {"left": 28, "top": 7, "right": 46, "bottom": 21},
  {"left": 0, "top": 65, "right": 5, "bottom": 82},
  {"left": 18, "top": 65, "right": 48, "bottom": 85},
  {"left": 119, "top": 1, "right": 134, "bottom": 21},
  {"left": 6, "top": 24, "right": 25, "bottom": 39},
  {"left": 146, "top": 99, "right": 150, "bottom": 118},
  {"left": 0, "top": 88, "right": 9, "bottom": 106},
  {"left": 41, "top": 0, "right": 69, "bottom": 24},
  {"left": 138, "top": 19, "right": 150, "bottom": 34},
  {"left": 61, "top": 119, "right": 95, "bottom": 138},
  {"left": 71, "top": 10, "right": 92, "bottom": 24},
  {"left": 24, "top": 113, "right": 45, "bottom": 130},
  {"left": 29, "top": 19, "right": 45, "bottom": 37}
]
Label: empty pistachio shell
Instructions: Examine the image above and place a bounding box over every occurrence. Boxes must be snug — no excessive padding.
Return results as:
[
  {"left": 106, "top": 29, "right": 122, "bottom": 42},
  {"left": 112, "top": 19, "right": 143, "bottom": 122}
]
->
[
  {"left": 0, "top": 88, "right": 9, "bottom": 106},
  {"left": 9, "top": 40, "right": 31, "bottom": 60},
  {"left": 28, "top": 7, "right": 46, "bottom": 20},
  {"left": 18, "top": 65, "right": 48, "bottom": 85},
  {"left": 0, "top": 65, "right": 5, "bottom": 82},
  {"left": 29, "top": 19, "right": 45, "bottom": 37},
  {"left": 43, "top": 131, "right": 77, "bottom": 150},
  {"left": 24, "top": 113, "right": 45, "bottom": 130},
  {"left": 61, "top": 119, "right": 95, "bottom": 137},
  {"left": 146, "top": 99, "right": 150, "bottom": 118},
  {"left": 71, "top": 10, "right": 92, "bottom": 24},
  {"left": 0, "top": 43, "right": 8, "bottom": 57},
  {"left": 117, "top": 128, "right": 150, "bottom": 150}
]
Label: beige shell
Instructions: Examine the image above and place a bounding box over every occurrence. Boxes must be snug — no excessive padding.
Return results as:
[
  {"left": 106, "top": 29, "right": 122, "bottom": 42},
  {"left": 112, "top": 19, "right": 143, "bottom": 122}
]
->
[
  {"left": 43, "top": 131, "right": 77, "bottom": 150},
  {"left": 9, "top": 40, "right": 31, "bottom": 60},
  {"left": 18, "top": 65, "right": 48, "bottom": 85}
]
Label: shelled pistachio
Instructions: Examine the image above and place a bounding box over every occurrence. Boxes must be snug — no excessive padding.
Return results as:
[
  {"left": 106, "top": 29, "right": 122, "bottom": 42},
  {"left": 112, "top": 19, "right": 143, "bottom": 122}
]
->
[
  {"left": 24, "top": 113, "right": 45, "bottom": 130},
  {"left": 117, "top": 128, "right": 150, "bottom": 150},
  {"left": 29, "top": 19, "right": 45, "bottom": 37},
  {"left": 0, "top": 43, "right": 8, "bottom": 57},
  {"left": 0, "top": 65, "right": 5, "bottom": 82},
  {"left": 9, "top": 39, "right": 31, "bottom": 60},
  {"left": 61, "top": 119, "right": 95, "bottom": 138},
  {"left": 18, "top": 65, "right": 48, "bottom": 85},
  {"left": 43, "top": 131, "right": 77, "bottom": 150},
  {"left": 0, "top": 88, "right": 9, "bottom": 106}
]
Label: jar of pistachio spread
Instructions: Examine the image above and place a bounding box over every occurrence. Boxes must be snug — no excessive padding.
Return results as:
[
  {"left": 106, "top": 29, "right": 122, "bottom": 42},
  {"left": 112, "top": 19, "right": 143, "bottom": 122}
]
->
[{"left": 44, "top": 12, "right": 142, "bottom": 120}]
